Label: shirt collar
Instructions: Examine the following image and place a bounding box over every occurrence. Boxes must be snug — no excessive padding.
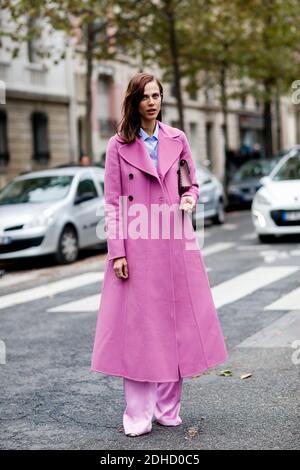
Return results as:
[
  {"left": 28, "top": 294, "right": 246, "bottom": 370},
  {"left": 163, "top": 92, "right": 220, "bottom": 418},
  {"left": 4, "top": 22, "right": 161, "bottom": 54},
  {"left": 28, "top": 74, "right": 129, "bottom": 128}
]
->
[{"left": 139, "top": 121, "right": 159, "bottom": 141}]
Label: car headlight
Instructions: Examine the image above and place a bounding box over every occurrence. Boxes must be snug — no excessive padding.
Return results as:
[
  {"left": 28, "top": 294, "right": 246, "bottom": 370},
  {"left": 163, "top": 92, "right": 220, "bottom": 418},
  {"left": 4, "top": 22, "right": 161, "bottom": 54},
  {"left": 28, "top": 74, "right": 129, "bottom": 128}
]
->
[
  {"left": 25, "top": 208, "right": 57, "bottom": 228},
  {"left": 254, "top": 192, "right": 272, "bottom": 206}
]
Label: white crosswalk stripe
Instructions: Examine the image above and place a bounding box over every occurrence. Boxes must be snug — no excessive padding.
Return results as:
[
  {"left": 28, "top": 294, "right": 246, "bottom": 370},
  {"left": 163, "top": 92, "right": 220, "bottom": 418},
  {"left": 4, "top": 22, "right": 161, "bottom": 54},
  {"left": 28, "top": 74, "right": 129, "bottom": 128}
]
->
[
  {"left": 241, "top": 233, "right": 257, "bottom": 240},
  {"left": 0, "top": 271, "right": 40, "bottom": 289},
  {"left": 48, "top": 294, "right": 101, "bottom": 313},
  {"left": 212, "top": 266, "right": 299, "bottom": 309},
  {"left": 237, "top": 309, "right": 300, "bottom": 348},
  {"left": 46, "top": 266, "right": 299, "bottom": 314},
  {"left": 264, "top": 286, "right": 300, "bottom": 311},
  {"left": 221, "top": 223, "right": 237, "bottom": 230},
  {"left": 0, "top": 272, "right": 104, "bottom": 310},
  {"left": 201, "top": 242, "right": 235, "bottom": 257}
]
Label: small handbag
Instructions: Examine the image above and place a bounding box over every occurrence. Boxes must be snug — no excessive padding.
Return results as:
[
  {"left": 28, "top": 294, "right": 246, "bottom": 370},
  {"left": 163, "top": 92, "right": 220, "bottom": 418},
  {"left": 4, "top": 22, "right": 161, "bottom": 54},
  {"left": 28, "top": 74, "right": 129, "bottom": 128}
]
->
[{"left": 177, "top": 158, "right": 193, "bottom": 196}]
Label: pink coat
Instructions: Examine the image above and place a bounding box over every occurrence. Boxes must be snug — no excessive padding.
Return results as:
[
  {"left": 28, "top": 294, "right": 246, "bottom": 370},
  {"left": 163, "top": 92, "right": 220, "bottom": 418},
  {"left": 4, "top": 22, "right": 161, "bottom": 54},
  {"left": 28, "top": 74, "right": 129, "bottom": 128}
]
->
[{"left": 91, "top": 121, "right": 228, "bottom": 382}]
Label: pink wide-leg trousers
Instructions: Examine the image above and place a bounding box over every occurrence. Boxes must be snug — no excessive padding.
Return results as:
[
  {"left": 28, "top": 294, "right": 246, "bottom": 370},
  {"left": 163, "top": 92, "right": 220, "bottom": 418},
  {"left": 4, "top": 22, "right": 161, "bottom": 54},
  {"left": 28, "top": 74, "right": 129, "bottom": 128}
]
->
[{"left": 123, "top": 377, "right": 183, "bottom": 436}]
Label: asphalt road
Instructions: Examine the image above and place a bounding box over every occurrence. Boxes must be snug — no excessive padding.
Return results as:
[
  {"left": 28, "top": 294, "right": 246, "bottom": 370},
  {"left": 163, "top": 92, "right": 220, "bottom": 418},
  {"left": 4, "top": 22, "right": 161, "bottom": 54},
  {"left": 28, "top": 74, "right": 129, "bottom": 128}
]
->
[{"left": 0, "top": 210, "right": 299, "bottom": 450}]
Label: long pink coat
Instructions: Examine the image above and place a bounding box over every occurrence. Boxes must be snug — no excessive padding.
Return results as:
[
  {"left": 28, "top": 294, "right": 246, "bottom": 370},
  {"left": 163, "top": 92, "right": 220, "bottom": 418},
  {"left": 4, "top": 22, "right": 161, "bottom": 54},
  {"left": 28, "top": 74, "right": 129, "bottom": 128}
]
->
[{"left": 91, "top": 120, "right": 228, "bottom": 382}]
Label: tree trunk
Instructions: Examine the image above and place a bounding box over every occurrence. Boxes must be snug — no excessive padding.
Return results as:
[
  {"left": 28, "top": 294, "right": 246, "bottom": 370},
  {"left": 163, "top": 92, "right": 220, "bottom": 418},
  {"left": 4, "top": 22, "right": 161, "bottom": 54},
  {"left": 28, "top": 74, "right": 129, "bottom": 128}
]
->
[
  {"left": 165, "top": 0, "right": 185, "bottom": 131},
  {"left": 263, "top": 79, "right": 274, "bottom": 159},
  {"left": 275, "top": 85, "right": 282, "bottom": 154},
  {"left": 85, "top": 22, "right": 94, "bottom": 162},
  {"left": 220, "top": 66, "right": 230, "bottom": 194}
]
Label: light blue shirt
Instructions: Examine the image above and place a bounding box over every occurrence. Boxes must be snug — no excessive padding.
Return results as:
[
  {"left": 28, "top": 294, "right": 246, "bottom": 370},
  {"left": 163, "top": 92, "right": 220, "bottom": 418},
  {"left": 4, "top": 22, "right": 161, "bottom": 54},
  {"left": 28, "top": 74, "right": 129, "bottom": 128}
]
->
[{"left": 139, "top": 121, "right": 159, "bottom": 169}]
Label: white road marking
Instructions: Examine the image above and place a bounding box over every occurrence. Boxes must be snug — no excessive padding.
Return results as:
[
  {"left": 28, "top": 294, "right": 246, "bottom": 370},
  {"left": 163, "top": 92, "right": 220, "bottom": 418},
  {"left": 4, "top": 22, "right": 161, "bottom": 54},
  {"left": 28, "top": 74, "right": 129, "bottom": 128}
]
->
[
  {"left": 48, "top": 294, "right": 101, "bottom": 313},
  {"left": 236, "top": 310, "right": 300, "bottom": 348},
  {"left": 241, "top": 233, "right": 257, "bottom": 240},
  {"left": 221, "top": 223, "right": 237, "bottom": 230},
  {"left": 0, "top": 272, "right": 39, "bottom": 288},
  {"left": 48, "top": 266, "right": 298, "bottom": 314},
  {"left": 202, "top": 242, "right": 235, "bottom": 257},
  {"left": 0, "top": 272, "right": 104, "bottom": 310},
  {"left": 264, "top": 286, "right": 300, "bottom": 311},
  {"left": 212, "top": 266, "right": 299, "bottom": 309}
]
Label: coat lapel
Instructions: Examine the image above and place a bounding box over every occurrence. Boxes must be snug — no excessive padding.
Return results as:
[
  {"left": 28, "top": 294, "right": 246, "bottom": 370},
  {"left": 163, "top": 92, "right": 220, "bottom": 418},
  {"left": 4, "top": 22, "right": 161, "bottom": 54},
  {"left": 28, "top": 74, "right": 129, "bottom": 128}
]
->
[{"left": 117, "top": 121, "right": 183, "bottom": 182}]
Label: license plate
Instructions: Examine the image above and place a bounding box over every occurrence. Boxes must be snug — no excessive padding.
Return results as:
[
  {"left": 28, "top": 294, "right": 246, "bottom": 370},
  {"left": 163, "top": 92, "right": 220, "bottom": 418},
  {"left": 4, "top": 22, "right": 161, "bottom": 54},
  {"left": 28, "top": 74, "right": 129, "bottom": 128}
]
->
[
  {"left": 0, "top": 235, "right": 12, "bottom": 245},
  {"left": 282, "top": 211, "right": 300, "bottom": 221}
]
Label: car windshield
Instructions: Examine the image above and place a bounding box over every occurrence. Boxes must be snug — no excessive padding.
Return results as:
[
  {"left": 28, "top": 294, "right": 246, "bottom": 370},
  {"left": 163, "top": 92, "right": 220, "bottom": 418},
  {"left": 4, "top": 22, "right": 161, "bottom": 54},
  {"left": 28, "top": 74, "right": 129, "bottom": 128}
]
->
[
  {"left": 233, "top": 160, "right": 278, "bottom": 182},
  {"left": 272, "top": 155, "right": 300, "bottom": 181},
  {"left": 0, "top": 175, "right": 74, "bottom": 205}
]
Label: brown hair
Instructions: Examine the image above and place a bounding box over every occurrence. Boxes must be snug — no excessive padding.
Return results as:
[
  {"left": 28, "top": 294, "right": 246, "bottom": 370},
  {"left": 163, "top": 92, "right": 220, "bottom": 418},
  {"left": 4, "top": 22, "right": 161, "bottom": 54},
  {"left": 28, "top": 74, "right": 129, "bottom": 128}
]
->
[{"left": 117, "top": 72, "right": 163, "bottom": 143}]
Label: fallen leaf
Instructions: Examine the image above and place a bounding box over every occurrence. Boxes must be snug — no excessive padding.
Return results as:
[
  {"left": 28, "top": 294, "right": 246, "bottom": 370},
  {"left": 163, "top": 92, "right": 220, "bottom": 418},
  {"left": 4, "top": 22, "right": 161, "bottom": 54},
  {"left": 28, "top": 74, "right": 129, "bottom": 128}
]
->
[
  {"left": 219, "top": 369, "right": 233, "bottom": 377},
  {"left": 240, "top": 373, "right": 252, "bottom": 380},
  {"left": 187, "top": 426, "right": 198, "bottom": 438}
]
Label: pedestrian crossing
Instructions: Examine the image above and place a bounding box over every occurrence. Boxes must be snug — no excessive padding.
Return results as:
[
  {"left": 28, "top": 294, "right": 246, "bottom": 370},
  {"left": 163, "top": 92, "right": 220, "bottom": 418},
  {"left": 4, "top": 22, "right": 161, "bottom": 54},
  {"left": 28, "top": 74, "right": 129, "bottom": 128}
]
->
[
  {"left": 237, "top": 309, "right": 300, "bottom": 348},
  {"left": 1, "top": 241, "right": 299, "bottom": 352},
  {"left": 43, "top": 266, "right": 299, "bottom": 314},
  {"left": 48, "top": 294, "right": 102, "bottom": 313},
  {"left": 212, "top": 266, "right": 298, "bottom": 309},
  {"left": 0, "top": 272, "right": 104, "bottom": 310},
  {"left": 264, "top": 286, "right": 300, "bottom": 311},
  {"left": 201, "top": 242, "right": 235, "bottom": 257}
]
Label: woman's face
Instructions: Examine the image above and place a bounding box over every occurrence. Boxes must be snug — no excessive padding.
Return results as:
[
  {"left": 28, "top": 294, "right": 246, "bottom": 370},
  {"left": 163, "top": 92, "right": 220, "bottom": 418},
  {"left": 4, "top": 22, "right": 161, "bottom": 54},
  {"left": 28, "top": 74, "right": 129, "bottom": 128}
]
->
[{"left": 138, "top": 81, "right": 162, "bottom": 124}]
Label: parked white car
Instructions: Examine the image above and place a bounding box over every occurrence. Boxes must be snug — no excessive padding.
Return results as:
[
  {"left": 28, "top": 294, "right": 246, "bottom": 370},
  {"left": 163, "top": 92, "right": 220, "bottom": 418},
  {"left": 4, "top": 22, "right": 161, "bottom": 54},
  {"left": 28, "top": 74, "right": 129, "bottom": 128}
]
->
[
  {"left": 251, "top": 147, "right": 300, "bottom": 242},
  {"left": 192, "top": 165, "right": 226, "bottom": 229},
  {"left": 0, "top": 167, "right": 106, "bottom": 263}
]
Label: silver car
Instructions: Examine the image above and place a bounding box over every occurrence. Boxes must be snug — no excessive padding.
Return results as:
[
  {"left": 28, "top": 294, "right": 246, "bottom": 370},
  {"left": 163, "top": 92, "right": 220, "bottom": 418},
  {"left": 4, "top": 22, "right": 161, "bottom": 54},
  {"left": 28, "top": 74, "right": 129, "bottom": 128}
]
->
[
  {"left": 0, "top": 167, "right": 106, "bottom": 264},
  {"left": 192, "top": 165, "right": 226, "bottom": 229}
]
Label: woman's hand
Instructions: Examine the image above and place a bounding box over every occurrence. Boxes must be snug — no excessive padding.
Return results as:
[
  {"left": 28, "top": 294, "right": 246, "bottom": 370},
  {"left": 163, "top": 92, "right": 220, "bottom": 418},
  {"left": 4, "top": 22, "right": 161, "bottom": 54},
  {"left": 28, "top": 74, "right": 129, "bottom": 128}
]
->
[
  {"left": 113, "top": 257, "right": 128, "bottom": 279},
  {"left": 179, "top": 195, "right": 196, "bottom": 213}
]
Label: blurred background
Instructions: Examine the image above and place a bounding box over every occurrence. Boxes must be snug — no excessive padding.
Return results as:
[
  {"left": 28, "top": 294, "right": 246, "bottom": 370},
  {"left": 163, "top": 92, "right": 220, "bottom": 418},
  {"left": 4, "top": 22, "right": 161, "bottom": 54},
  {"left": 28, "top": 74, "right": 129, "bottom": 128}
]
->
[
  {"left": 0, "top": 0, "right": 300, "bottom": 264},
  {"left": 1, "top": 0, "right": 300, "bottom": 184}
]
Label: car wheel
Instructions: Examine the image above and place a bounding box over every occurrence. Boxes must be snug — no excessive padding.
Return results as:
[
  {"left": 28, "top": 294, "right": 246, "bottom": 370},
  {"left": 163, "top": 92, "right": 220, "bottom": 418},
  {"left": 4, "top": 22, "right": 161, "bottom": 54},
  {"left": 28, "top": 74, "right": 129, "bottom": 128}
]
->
[
  {"left": 212, "top": 200, "right": 225, "bottom": 225},
  {"left": 55, "top": 225, "right": 79, "bottom": 264},
  {"left": 258, "top": 234, "right": 274, "bottom": 244}
]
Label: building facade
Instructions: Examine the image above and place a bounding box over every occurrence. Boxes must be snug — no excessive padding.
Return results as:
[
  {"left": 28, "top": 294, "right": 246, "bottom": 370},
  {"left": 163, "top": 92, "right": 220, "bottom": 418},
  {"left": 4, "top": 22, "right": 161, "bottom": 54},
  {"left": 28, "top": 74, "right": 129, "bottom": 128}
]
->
[
  {"left": 1, "top": 28, "right": 299, "bottom": 188},
  {"left": 0, "top": 22, "right": 77, "bottom": 189}
]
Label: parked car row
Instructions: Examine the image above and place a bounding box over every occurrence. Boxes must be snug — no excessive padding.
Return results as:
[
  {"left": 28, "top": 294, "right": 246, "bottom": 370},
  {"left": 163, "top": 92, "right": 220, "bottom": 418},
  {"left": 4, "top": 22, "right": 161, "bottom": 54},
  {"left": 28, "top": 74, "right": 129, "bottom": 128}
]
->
[
  {"left": 227, "top": 157, "right": 281, "bottom": 208},
  {"left": 1, "top": 145, "right": 299, "bottom": 263},
  {"left": 0, "top": 167, "right": 106, "bottom": 264},
  {"left": 251, "top": 146, "right": 300, "bottom": 242},
  {"left": 192, "top": 165, "right": 225, "bottom": 229}
]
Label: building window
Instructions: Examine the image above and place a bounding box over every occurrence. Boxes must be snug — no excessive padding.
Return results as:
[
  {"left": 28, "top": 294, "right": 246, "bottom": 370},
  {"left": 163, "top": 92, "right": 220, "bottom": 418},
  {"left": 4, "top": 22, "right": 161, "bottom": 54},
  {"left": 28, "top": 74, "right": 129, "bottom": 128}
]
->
[
  {"left": 189, "top": 90, "right": 198, "bottom": 100},
  {"left": 0, "top": 110, "right": 9, "bottom": 166},
  {"left": 205, "top": 87, "right": 214, "bottom": 105},
  {"left": 241, "top": 94, "right": 247, "bottom": 109},
  {"left": 205, "top": 122, "right": 213, "bottom": 161},
  {"left": 98, "top": 74, "right": 116, "bottom": 138},
  {"left": 189, "top": 122, "right": 198, "bottom": 153},
  {"left": 170, "top": 82, "right": 176, "bottom": 98},
  {"left": 27, "top": 17, "right": 43, "bottom": 64},
  {"left": 171, "top": 120, "right": 180, "bottom": 129},
  {"left": 31, "top": 112, "right": 50, "bottom": 163}
]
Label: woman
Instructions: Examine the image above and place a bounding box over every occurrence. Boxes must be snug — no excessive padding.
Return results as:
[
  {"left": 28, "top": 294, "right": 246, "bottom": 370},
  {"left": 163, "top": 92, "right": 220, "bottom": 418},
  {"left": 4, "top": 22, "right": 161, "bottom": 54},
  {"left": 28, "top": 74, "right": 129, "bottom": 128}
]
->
[{"left": 91, "top": 72, "right": 228, "bottom": 437}]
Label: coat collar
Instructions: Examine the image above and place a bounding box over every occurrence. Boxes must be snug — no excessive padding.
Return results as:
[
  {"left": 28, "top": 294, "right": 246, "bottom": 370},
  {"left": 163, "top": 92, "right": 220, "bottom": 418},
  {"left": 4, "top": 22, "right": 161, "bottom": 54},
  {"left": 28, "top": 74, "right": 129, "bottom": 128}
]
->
[{"left": 115, "top": 121, "right": 183, "bottom": 181}]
